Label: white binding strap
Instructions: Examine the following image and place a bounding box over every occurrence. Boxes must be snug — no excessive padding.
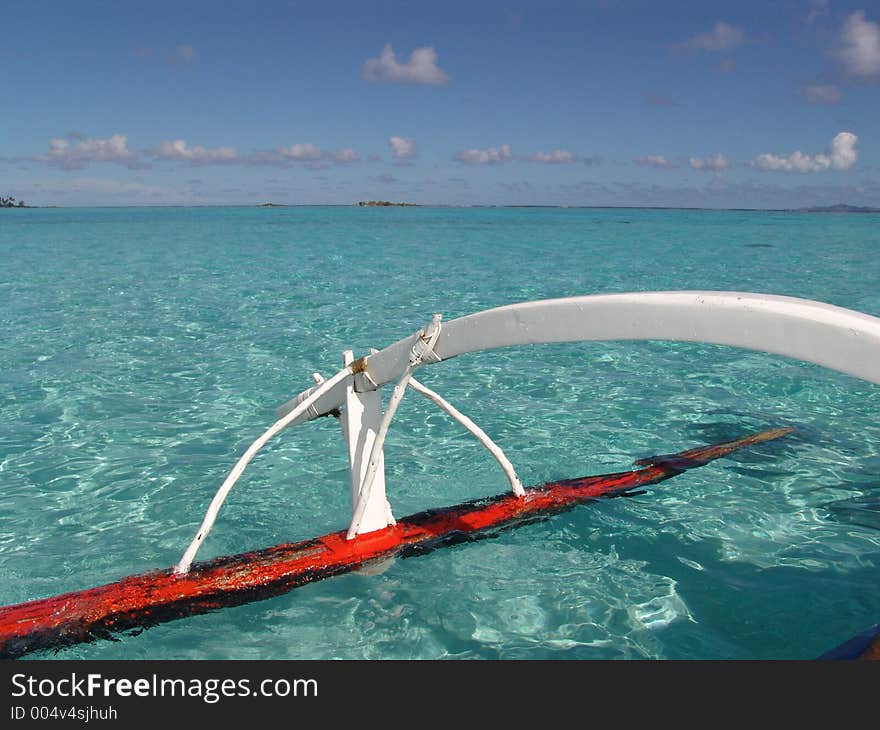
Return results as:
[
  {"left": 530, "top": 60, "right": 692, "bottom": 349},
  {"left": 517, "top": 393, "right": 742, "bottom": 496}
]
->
[
  {"left": 174, "top": 365, "right": 353, "bottom": 575},
  {"left": 410, "top": 314, "right": 443, "bottom": 364}
]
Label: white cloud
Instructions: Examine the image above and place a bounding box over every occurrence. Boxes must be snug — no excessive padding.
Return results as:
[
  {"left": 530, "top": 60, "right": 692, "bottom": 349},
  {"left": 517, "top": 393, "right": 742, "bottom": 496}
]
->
[
  {"left": 803, "top": 84, "right": 842, "bottom": 104},
  {"left": 363, "top": 44, "right": 450, "bottom": 85},
  {"left": 689, "top": 153, "right": 730, "bottom": 171},
  {"left": 635, "top": 154, "right": 674, "bottom": 168},
  {"left": 752, "top": 151, "right": 829, "bottom": 172},
  {"left": 333, "top": 148, "right": 360, "bottom": 163},
  {"left": 241, "top": 143, "right": 360, "bottom": 167},
  {"left": 389, "top": 136, "right": 416, "bottom": 159},
  {"left": 279, "top": 143, "right": 323, "bottom": 161},
  {"left": 37, "top": 133, "right": 140, "bottom": 170},
  {"left": 238, "top": 143, "right": 370, "bottom": 166},
  {"left": 829, "top": 132, "right": 860, "bottom": 168},
  {"left": 837, "top": 11, "right": 880, "bottom": 78},
  {"left": 527, "top": 149, "right": 576, "bottom": 163},
  {"left": 454, "top": 144, "right": 513, "bottom": 165},
  {"left": 153, "top": 139, "right": 238, "bottom": 164},
  {"left": 680, "top": 22, "right": 745, "bottom": 52},
  {"left": 751, "top": 132, "right": 858, "bottom": 172}
]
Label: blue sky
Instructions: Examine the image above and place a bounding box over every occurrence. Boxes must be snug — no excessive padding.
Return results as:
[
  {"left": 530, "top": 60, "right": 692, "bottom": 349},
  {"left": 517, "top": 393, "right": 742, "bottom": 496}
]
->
[{"left": 2, "top": 0, "right": 879, "bottom": 207}]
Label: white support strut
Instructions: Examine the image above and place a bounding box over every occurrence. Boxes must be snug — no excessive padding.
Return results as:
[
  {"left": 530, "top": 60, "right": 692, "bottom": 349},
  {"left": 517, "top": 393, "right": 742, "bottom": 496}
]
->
[
  {"left": 408, "top": 376, "right": 525, "bottom": 497},
  {"left": 174, "top": 365, "right": 353, "bottom": 575}
]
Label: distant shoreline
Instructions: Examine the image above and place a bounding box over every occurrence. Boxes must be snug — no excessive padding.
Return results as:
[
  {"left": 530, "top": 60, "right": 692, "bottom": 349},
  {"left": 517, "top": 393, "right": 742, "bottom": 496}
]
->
[
  {"left": 7, "top": 202, "right": 879, "bottom": 212},
  {"left": 356, "top": 200, "right": 418, "bottom": 207},
  {"left": 791, "top": 204, "right": 880, "bottom": 213}
]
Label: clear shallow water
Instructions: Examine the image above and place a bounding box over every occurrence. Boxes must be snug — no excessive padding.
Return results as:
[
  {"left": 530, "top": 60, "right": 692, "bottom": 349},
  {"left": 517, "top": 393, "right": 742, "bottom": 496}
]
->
[{"left": 1, "top": 205, "right": 878, "bottom": 659}]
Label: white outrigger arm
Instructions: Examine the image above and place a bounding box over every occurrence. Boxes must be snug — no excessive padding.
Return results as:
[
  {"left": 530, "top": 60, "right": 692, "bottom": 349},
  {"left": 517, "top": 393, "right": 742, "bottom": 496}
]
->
[{"left": 175, "top": 291, "right": 880, "bottom": 574}]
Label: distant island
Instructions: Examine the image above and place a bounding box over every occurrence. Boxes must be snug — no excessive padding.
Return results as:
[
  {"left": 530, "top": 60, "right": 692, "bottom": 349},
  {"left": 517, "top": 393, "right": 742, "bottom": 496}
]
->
[
  {"left": 796, "top": 203, "right": 879, "bottom": 213},
  {"left": 356, "top": 200, "right": 418, "bottom": 207},
  {"left": 1, "top": 195, "right": 27, "bottom": 208}
]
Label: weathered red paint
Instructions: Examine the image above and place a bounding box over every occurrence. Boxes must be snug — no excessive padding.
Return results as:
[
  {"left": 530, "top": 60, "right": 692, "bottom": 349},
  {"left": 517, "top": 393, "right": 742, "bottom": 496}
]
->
[
  {"left": 859, "top": 632, "right": 880, "bottom": 660},
  {"left": 0, "top": 427, "right": 793, "bottom": 659}
]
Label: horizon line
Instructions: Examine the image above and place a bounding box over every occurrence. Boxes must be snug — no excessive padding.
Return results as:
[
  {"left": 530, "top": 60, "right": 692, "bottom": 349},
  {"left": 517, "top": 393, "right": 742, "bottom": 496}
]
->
[{"left": 5, "top": 203, "right": 879, "bottom": 213}]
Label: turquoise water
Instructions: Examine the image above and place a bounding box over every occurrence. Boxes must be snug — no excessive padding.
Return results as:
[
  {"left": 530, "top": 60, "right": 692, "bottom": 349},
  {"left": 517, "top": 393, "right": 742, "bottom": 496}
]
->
[{"left": 1, "top": 206, "right": 879, "bottom": 659}]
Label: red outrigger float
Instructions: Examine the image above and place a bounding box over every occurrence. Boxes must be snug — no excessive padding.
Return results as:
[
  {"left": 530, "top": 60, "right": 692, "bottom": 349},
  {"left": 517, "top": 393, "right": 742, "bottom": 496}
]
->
[{"left": 0, "top": 427, "right": 794, "bottom": 659}]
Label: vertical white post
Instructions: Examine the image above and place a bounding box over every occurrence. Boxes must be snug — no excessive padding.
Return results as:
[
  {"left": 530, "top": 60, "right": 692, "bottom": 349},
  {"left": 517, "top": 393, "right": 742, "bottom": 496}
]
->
[{"left": 342, "top": 351, "right": 394, "bottom": 535}]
